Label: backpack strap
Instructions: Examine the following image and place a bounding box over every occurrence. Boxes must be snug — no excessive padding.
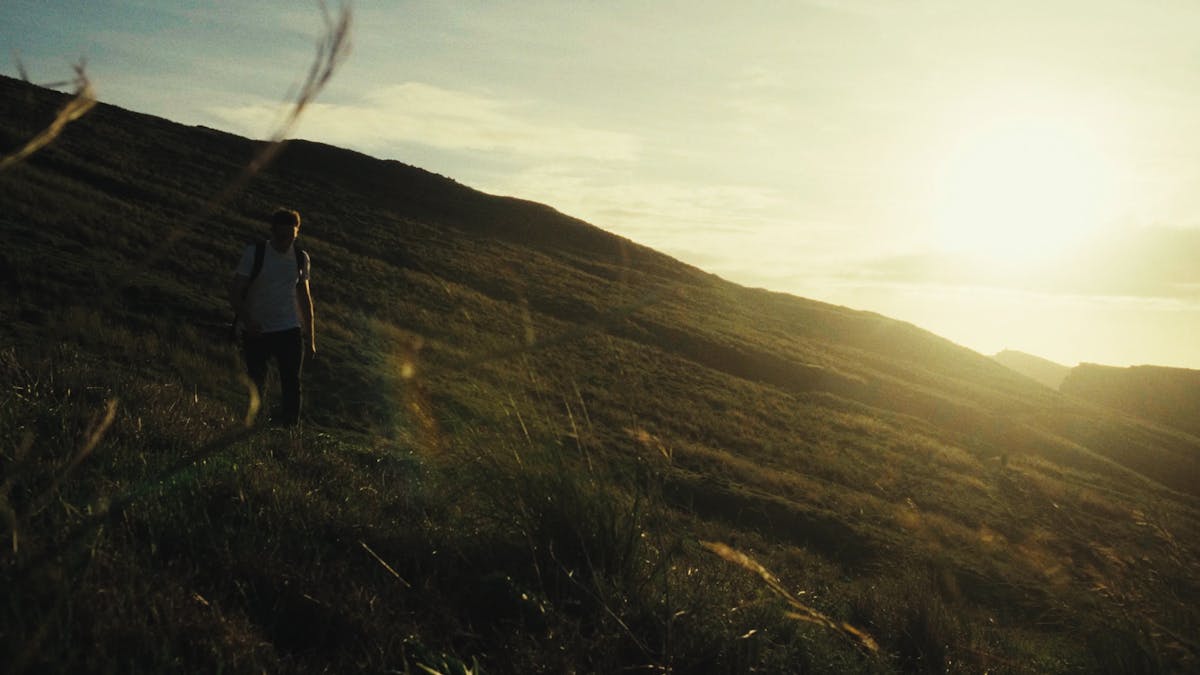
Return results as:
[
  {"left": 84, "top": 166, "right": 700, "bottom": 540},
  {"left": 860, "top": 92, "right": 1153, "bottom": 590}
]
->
[
  {"left": 248, "top": 240, "right": 267, "bottom": 284},
  {"left": 295, "top": 247, "right": 310, "bottom": 283},
  {"left": 230, "top": 241, "right": 268, "bottom": 342},
  {"left": 249, "top": 242, "right": 308, "bottom": 284}
]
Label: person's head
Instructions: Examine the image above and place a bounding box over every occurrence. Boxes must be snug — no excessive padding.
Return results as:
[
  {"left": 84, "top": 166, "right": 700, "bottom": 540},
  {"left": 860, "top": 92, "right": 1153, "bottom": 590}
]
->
[{"left": 269, "top": 208, "right": 301, "bottom": 249}]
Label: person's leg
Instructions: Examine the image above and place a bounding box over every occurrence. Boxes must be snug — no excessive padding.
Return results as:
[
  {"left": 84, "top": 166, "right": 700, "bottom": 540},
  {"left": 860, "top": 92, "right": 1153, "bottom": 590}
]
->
[
  {"left": 242, "top": 333, "right": 270, "bottom": 416},
  {"left": 273, "top": 328, "right": 304, "bottom": 426}
]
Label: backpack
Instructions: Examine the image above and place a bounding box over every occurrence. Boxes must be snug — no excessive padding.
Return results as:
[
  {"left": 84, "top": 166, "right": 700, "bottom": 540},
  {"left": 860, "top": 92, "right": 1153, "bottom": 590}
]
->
[{"left": 229, "top": 240, "right": 310, "bottom": 341}]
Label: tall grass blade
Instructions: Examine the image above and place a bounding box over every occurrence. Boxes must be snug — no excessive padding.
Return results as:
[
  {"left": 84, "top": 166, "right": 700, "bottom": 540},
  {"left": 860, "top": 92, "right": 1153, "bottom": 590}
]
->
[
  {"left": 0, "top": 62, "right": 95, "bottom": 172},
  {"left": 700, "top": 540, "right": 880, "bottom": 654}
]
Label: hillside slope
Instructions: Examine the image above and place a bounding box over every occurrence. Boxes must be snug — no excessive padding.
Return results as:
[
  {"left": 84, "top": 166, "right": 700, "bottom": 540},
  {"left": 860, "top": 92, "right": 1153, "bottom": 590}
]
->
[
  {"left": 1062, "top": 363, "right": 1200, "bottom": 438},
  {"left": 2, "top": 75, "right": 1198, "bottom": 673},
  {"left": 993, "top": 349, "right": 1072, "bottom": 390}
]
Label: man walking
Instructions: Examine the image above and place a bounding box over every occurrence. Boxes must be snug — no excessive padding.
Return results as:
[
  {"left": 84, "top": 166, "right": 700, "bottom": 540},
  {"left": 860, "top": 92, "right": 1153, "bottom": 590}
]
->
[{"left": 228, "top": 208, "right": 316, "bottom": 426}]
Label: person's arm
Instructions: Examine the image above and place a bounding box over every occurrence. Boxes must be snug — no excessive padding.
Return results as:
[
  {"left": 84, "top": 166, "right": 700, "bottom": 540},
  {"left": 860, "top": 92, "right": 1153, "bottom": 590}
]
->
[
  {"left": 228, "top": 274, "right": 261, "bottom": 336},
  {"left": 298, "top": 276, "right": 316, "bottom": 355}
]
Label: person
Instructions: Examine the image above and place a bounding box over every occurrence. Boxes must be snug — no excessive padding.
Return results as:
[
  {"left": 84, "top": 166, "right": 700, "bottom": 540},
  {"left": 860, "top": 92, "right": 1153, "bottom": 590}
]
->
[{"left": 228, "top": 208, "right": 316, "bottom": 426}]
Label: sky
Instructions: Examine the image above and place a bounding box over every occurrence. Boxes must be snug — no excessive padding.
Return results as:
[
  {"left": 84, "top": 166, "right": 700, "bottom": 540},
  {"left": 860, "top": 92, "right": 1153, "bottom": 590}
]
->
[{"left": 4, "top": 0, "right": 1200, "bottom": 369}]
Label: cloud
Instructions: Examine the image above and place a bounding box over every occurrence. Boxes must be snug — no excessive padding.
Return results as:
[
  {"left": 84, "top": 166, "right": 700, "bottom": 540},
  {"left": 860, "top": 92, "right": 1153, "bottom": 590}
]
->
[
  {"left": 799, "top": 0, "right": 911, "bottom": 18},
  {"left": 470, "top": 163, "right": 846, "bottom": 288},
  {"left": 207, "top": 82, "right": 639, "bottom": 163},
  {"left": 477, "top": 162, "right": 787, "bottom": 239},
  {"left": 844, "top": 226, "right": 1200, "bottom": 301}
]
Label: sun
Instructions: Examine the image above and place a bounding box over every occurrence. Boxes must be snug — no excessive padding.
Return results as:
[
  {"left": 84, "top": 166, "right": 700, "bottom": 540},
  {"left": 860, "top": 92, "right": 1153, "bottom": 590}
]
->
[{"left": 932, "top": 114, "right": 1116, "bottom": 266}]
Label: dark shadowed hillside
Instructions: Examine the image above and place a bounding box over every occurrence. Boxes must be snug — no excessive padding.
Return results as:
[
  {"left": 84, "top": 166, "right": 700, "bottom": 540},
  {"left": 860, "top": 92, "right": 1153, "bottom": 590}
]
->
[
  {"left": 993, "top": 349, "right": 1072, "bottom": 390},
  {"left": 3, "top": 75, "right": 1199, "bottom": 673},
  {"left": 1062, "top": 362, "right": 1200, "bottom": 438}
]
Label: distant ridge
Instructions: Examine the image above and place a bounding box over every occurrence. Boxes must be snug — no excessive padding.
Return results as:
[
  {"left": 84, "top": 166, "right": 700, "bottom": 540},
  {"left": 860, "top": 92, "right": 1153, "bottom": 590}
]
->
[
  {"left": 1062, "top": 363, "right": 1200, "bottom": 438},
  {"left": 992, "top": 349, "right": 1071, "bottom": 390}
]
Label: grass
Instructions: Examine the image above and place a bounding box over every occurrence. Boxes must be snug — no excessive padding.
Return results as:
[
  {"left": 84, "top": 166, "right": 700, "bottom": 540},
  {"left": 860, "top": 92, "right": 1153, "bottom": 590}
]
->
[
  {"left": 0, "top": 62, "right": 94, "bottom": 172},
  {"left": 6, "top": 331, "right": 1196, "bottom": 672},
  {"left": 5, "top": 236, "right": 1198, "bottom": 670}
]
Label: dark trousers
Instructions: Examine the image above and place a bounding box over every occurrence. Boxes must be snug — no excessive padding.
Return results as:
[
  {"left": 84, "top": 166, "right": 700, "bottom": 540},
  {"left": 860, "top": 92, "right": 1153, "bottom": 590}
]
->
[{"left": 242, "top": 327, "right": 303, "bottom": 425}]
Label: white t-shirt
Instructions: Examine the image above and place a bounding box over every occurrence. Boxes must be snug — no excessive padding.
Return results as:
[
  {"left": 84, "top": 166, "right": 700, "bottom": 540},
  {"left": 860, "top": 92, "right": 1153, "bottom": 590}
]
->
[{"left": 236, "top": 242, "right": 308, "bottom": 333}]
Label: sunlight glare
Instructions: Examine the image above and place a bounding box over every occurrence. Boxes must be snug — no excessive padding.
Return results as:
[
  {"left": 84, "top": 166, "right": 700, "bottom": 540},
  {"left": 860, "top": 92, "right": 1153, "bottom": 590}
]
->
[{"left": 933, "top": 113, "right": 1117, "bottom": 266}]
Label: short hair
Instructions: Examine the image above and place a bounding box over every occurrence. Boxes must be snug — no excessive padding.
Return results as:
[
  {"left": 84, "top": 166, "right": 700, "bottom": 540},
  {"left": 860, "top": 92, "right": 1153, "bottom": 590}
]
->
[{"left": 270, "top": 208, "right": 301, "bottom": 229}]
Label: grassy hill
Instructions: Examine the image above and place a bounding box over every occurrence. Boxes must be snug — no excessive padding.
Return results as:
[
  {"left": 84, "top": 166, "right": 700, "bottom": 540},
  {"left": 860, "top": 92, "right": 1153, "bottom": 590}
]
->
[
  {"left": 992, "top": 350, "right": 1072, "bottom": 391},
  {"left": 1062, "top": 363, "right": 1200, "bottom": 439},
  {"left": 2, "top": 74, "right": 1199, "bottom": 673}
]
